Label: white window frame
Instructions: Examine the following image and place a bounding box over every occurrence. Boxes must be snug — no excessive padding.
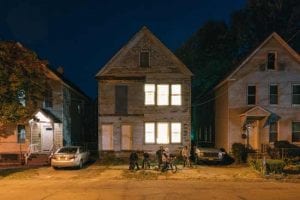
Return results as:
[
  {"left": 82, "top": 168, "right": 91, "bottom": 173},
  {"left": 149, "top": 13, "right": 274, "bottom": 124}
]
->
[
  {"left": 156, "top": 122, "right": 169, "bottom": 144},
  {"left": 171, "top": 84, "right": 182, "bottom": 105},
  {"left": 144, "top": 84, "right": 155, "bottom": 105},
  {"left": 145, "top": 123, "right": 155, "bottom": 144},
  {"left": 171, "top": 123, "right": 181, "bottom": 143},
  {"left": 157, "top": 84, "right": 169, "bottom": 106}
]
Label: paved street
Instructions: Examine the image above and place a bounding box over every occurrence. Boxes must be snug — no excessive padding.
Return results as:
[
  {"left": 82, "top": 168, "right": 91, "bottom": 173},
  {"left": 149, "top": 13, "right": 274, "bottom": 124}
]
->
[
  {"left": 0, "top": 179, "right": 300, "bottom": 200},
  {"left": 0, "top": 165, "right": 300, "bottom": 200}
]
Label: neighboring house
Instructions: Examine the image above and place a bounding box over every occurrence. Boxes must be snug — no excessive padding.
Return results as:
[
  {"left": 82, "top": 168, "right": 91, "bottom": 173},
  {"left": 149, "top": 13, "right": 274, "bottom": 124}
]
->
[
  {"left": 0, "top": 42, "right": 90, "bottom": 164},
  {"left": 95, "top": 26, "right": 192, "bottom": 156},
  {"left": 215, "top": 32, "right": 300, "bottom": 151}
]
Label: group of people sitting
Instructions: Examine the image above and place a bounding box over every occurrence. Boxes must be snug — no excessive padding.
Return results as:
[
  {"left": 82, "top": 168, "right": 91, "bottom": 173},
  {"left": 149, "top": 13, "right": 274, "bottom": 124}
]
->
[{"left": 128, "top": 145, "right": 192, "bottom": 171}]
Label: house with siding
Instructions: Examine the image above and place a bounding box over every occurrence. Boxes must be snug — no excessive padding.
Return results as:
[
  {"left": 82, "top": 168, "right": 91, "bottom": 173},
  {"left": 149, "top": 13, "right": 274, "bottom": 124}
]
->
[
  {"left": 0, "top": 42, "right": 90, "bottom": 164},
  {"left": 214, "top": 32, "right": 300, "bottom": 151},
  {"left": 95, "top": 26, "right": 192, "bottom": 157}
]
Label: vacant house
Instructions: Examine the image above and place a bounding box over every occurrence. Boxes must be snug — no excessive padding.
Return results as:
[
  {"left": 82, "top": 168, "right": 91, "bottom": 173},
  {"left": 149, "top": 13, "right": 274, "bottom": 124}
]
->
[
  {"left": 215, "top": 32, "right": 300, "bottom": 151},
  {"left": 96, "top": 26, "right": 192, "bottom": 156},
  {"left": 0, "top": 42, "right": 90, "bottom": 164}
]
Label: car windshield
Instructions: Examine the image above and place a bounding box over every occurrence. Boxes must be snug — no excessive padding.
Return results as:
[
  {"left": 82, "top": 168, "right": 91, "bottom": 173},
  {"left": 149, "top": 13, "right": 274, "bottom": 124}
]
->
[{"left": 58, "top": 147, "right": 78, "bottom": 154}]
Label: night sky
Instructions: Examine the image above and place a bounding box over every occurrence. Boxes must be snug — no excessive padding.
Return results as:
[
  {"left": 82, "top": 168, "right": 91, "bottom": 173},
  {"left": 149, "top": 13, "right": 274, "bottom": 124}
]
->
[{"left": 0, "top": 0, "right": 246, "bottom": 98}]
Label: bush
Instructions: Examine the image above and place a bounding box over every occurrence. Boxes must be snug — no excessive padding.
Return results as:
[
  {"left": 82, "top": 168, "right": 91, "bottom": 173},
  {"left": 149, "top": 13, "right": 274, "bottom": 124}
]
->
[
  {"left": 248, "top": 159, "right": 286, "bottom": 174},
  {"left": 231, "top": 143, "right": 248, "bottom": 163}
]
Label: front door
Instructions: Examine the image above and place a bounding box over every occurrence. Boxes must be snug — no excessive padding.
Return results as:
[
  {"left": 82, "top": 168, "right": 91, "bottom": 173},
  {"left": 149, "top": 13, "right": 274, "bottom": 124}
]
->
[
  {"left": 121, "top": 125, "right": 132, "bottom": 150},
  {"left": 248, "top": 121, "right": 259, "bottom": 150},
  {"left": 41, "top": 124, "right": 53, "bottom": 152}
]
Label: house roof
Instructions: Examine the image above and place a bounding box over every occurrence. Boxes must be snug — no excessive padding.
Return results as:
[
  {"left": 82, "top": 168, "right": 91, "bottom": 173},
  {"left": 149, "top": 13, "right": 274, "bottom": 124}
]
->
[
  {"left": 95, "top": 26, "right": 193, "bottom": 77},
  {"left": 215, "top": 32, "right": 300, "bottom": 90}
]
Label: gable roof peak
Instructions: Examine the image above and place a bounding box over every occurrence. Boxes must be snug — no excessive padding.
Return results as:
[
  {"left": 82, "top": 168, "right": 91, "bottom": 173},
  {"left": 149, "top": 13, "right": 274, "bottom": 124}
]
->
[{"left": 214, "top": 31, "right": 300, "bottom": 90}]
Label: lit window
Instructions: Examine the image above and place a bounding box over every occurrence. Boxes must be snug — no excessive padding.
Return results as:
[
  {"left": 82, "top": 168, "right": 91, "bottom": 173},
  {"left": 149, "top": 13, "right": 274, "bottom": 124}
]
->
[
  {"left": 145, "top": 123, "right": 155, "bottom": 143},
  {"left": 171, "top": 123, "right": 181, "bottom": 143},
  {"left": 292, "top": 84, "right": 300, "bottom": 105},
  {"left": 156, "top": 123, "right": 169, "bottom": 144},
  {"left": 157, "top": 85, "right": 169, "bottom": 105},
  {"left": 171, "top": 84, "right": 181, "bottom": 105},
  {"left": 144, "top": 84, "right": 155, "bottom": 105}
]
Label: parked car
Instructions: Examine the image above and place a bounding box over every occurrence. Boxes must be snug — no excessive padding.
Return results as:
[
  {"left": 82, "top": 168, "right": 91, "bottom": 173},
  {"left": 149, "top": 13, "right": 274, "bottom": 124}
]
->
[
  {"left": 195, "top": 147, "right": 224, "bottom": 164},
  {"left": 50, "top": 146, "right": 89, "bottom": 169}
]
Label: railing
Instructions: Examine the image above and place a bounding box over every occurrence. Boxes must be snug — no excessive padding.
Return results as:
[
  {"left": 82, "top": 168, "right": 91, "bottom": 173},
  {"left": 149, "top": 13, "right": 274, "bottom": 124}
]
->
[{"left": 24, "top": 143, "right": 39, "bottom": 165}]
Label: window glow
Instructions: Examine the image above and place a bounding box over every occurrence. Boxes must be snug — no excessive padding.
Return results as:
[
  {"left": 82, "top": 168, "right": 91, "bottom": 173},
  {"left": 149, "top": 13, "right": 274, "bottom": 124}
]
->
[
  {"left": 144, "top": 84, "right": 155, "bottom": 105},
  {"left": 157, "top": 123, "right": 169, "bottom": 144},
  {"left": 171, "top": 123, "right": 181, "bottom": 143},
  {"left": 157, "top": 85, "right": 169, "bottom": 105},
  {"left": 171, "top": 84, "right": 181, "bottom": 105},
  {"left": 145, "top": 123, "right": 155, "bottom": 143}
]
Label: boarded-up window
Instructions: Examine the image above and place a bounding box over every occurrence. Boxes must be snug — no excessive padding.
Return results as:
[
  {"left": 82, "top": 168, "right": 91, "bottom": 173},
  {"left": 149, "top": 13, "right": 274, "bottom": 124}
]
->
[
  {"left": 247, "top": 85, "right": 256, "bottom": 105},
  {"left": 115, "top": 85, "right": 128, "bottom": 114},
  {"left": 267, "top": 52, "right": 276, "bottom": 70},
  {"left": 102, "top": 125, "right": 113, "bottom": 150},
  {"left": 121, "top": 125, "right": 132, "bottom": 150},
  {"left": 140, "top": 51, "right": 149, "bottom": 68}
]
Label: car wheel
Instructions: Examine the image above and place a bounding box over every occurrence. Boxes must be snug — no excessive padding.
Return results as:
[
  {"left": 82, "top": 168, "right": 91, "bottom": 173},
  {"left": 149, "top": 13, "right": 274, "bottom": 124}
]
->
[{"left": 78, "top": 160, "right": 83, "bottom": 169}]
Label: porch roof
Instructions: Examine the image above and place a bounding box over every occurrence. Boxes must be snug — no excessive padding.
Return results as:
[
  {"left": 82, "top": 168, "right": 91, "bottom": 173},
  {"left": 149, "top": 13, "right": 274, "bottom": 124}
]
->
[
  {"left": 240, "top": 106, "right": 271, "bottom": 118},
  {"left": 31, "top": 109, "right": 61, "bottom": 123}
]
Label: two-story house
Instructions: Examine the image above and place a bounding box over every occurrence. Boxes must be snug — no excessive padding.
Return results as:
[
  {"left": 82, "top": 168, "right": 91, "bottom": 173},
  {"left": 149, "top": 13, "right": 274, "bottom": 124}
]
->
[
  {"left": 96, "top": 26, "right": 192, "bottom": 157},
  {"left": 215, "top": 32, "right": 300, "bottom": 151},
  {"left": 0, "top": 42, "right": 90, "bottom": 164}
]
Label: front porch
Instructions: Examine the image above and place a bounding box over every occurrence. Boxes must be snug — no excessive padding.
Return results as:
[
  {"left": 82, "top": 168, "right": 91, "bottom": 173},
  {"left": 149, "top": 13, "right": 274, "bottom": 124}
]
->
[{"left": 240, "top": 106, "right": 280, "bottom": 152}]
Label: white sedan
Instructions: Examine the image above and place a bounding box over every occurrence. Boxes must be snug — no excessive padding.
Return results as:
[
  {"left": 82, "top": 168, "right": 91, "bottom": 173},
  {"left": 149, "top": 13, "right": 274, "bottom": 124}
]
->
[{"left": 51, "top": 146, "right": 89, "bottom": 169}]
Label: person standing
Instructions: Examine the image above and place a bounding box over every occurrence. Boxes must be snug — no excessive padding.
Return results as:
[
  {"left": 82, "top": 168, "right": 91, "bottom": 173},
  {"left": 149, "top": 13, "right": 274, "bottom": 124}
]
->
[
  {"left": 142, "top": 151, "right": 150, "bottom": 169},
  {"left": 156, "top": 146, "right": 164, "bottom": 169},
  {"left": 129, "top": 151, "right": 140, "bottom": 170},
  {"left": 181, "top": 146, "right": 191, "bottom": 167}
]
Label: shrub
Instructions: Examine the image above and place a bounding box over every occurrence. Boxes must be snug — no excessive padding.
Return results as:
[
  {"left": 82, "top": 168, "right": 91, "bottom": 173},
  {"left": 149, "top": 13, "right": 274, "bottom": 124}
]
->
[
  {"left": 248, "top": 159, "right": 286, "bottom": 174},
  {"left": 231, "top": 143, "right": 247, "bottom": 163},
  {"left": 266, "top": 159, "right": 286, "bottom": 174}
]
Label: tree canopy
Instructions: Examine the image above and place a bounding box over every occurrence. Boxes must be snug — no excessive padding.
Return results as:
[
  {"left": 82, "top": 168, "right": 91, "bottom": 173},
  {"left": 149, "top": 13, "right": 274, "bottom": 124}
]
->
[
  {"left": 176, "top": 0, "right": 300, "bottom": 103},
  {"left": 0, "top": 41, "right": 47, "bottom": 135},
  {"left": 176, "top": 0, "right": 300, "bottom": 143}
]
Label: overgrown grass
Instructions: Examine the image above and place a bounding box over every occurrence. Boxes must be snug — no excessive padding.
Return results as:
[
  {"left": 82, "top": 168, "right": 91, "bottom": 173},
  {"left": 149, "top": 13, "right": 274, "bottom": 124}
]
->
[{"left": 122, "top": 169, "right": 160, "bottom": 180}]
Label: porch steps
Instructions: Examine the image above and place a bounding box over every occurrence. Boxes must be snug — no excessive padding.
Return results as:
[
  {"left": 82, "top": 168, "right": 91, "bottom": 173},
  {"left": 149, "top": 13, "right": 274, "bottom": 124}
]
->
[{"left": 27, "top": 153, "right": 50, "bottom": 166}]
